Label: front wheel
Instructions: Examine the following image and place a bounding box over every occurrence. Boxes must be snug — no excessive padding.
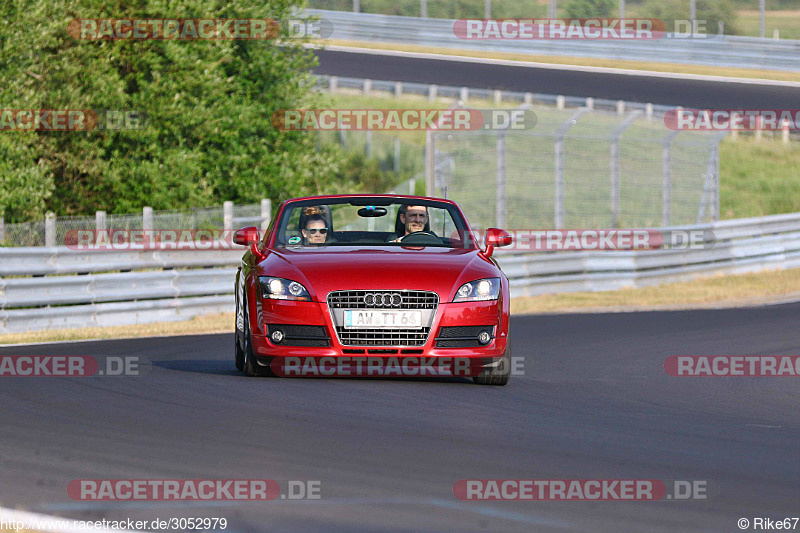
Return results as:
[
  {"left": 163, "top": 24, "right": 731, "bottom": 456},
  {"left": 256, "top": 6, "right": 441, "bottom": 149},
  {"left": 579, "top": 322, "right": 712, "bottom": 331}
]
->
[
  {"left": 473, "top": 339, "right": 511, "bottom": 386},
  {"left": 242, "top": 298, "right": 269, "bottom": 377}
]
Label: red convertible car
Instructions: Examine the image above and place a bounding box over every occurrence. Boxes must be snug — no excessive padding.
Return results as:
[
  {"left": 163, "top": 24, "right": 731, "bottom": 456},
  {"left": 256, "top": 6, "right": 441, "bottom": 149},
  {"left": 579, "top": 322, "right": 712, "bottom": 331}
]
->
[{"left": 233, "top": 195, "right": 513, "bottom": 385}]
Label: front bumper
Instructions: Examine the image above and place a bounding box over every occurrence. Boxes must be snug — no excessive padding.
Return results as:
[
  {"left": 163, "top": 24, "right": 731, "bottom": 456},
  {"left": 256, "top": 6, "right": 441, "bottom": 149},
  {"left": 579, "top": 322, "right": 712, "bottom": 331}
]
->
[{"left": 251, "top": 297, "right": 508, "bottom": 364}]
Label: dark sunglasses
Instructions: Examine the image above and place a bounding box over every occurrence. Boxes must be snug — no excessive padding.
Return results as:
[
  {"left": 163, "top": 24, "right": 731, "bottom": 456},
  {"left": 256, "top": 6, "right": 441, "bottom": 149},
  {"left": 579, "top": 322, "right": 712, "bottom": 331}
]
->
[{"left": 307, "top": 228, "right": 328, "bottom": 235}]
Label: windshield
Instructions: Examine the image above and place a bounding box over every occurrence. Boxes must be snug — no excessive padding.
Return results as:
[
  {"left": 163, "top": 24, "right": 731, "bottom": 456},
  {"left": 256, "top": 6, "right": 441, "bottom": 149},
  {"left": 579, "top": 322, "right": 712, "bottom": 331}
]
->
[{"left": 273, "top": 198, "right": 476, "bottom": 249}]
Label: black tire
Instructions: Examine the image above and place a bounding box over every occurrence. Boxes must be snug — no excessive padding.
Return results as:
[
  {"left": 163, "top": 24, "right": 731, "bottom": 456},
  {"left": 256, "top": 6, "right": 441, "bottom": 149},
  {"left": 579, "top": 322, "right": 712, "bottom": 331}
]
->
[
  {"left": 473, "top": 339, "right": 511, "bottom": 386},
  {"left": 242, "top": 299, "right": 269, "bottom": 377},
  {"left": 234, "top": 320, "right": 244, "bottom": 372}
]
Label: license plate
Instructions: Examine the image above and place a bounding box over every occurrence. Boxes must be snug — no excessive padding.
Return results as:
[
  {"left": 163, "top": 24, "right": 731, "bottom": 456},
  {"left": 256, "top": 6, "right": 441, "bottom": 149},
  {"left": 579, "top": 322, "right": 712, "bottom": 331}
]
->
[{"left": 344, "top": 310, "right": 422, "bottom": 329}]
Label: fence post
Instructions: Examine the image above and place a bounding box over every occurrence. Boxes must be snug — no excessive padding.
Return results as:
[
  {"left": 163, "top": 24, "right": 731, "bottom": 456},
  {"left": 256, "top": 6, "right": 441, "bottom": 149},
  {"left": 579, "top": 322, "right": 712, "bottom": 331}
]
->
[
  {"left": 261, "top": 199, "right": 272, "bottom": 232},
  {"left": 485, "top": 0, "right": 491, "bottom": 18},
  {"left": 45, "top": 212, "right": 56, "bottom": 247},
  {"left": 609, "top": 111, "right": 643, "bottom": 228},
  {"left": 143, "top": 206, "right": 153, "bottom": 232},
  {"left": 616, "top": 100, "right": 625, "bottom": 115},
  {"left": 0, "top": 216, "right": 4, "bottom": 245},
  {"left": 554, "top": 108, "right": 587, "bottom": 229},
  {"left": 428, "top": 84, "right": 437, "bottom": 101},
  {"left": 783, "top": 119, "right": 790, "bottom": 145},
  {"left": 585, "top": 97, "right": 594, "bottom": 110},
  {"left": 524, "top": 92, "right": 533, "bottom": 105},
  {"left": 493, "top": 90, "right": 502, "bottom": 105},
  {"left": 95, "top": 211, "right": 106, "bottom": 231},
  {"left": 394, "top": 82, "right": 403, "bottom": 98},
  {"left": 425, "top": 130, "right": 434, "bottom": 196},
  {"left": 363, "top": 79, "right": 371, "bottom": 96},
  {"left": 223, "top": 201, "right": 233, "bottom": 231},
  {"left": 496, "top": 131, "right": 506, "bottom": 228},
  {"left": 556, "top": 95, "right": 565, "bottom": 110},
  {"left": 353, "top": 0, "right": 359, "bottom": 13},
  {"left": 394, "top": 137, "right": 400, "bottom": 173},
  {"left": 420, "top": 0, "right": 427, "bottom": 17},
  {"left": 459, "top": 87, "right": 468, "bottom": 102},
  {"left": 366, "top": 130, "right": 373, "bottom": 158},
  {"left": 329, "top": 76, "right": 338, "bottom": 93},
  {"left": 645, "top": 103, "right": 653, "bottom": 120},
  {"left": 661, "top": 131, "right": 680, "bottom": 226}
]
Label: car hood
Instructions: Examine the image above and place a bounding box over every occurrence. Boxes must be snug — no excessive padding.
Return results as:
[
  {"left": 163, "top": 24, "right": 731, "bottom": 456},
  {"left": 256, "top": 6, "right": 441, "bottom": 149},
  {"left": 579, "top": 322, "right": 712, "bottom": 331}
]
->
[{"left": 260, "top": 246, "right": 499, "bottom": 302}]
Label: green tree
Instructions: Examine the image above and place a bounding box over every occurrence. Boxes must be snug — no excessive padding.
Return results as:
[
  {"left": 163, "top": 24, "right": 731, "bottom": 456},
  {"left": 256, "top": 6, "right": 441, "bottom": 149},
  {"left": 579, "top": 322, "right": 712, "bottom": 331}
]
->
[
  {"left": 641, "top": 0, "right": 739, "bottom": 34},
  {"left": 564, "top": 0, "right": 616, "bottom": 18},
  {"left": 0, "top": 0, "right": 339, "bottom": 221}
]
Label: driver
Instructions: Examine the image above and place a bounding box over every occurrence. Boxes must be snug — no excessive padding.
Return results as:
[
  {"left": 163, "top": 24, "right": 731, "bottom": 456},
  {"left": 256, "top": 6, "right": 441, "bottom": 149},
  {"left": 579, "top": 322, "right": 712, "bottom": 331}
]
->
[{"left": 387, "top": 205, "right": 434, "bottom": 242}]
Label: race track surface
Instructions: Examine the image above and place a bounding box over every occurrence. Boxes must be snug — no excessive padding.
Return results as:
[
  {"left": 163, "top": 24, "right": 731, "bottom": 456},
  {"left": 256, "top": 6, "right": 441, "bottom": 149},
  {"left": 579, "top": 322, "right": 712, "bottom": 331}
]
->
[
  {"left": 313, "top": 49, "right": 800, "bottom": 109},
  {"left": 1, "top": 304, "right": 798, "bottom": 532}
]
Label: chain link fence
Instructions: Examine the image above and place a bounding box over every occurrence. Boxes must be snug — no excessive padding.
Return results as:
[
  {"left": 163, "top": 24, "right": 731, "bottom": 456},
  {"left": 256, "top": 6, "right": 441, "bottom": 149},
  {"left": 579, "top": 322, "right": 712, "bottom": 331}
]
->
[
  {"left": 0, "top": 201, "right": 271, "bottom": 247},
  {"left": 428, "top": 106, "right": 727, "bottom": 230}
]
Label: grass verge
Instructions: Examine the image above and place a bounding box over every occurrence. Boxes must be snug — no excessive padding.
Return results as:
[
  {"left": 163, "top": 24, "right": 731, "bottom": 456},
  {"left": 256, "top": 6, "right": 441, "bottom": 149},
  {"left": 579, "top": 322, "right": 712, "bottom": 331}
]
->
[
  {"left": 315, "top": 40, "right": 800, "bottom": 83},
  {"left": 512, "top": 267, "right": 800, "bottom": 314},
  {"left": 2, "top": 269, "right": 799, "bottom": 345}
]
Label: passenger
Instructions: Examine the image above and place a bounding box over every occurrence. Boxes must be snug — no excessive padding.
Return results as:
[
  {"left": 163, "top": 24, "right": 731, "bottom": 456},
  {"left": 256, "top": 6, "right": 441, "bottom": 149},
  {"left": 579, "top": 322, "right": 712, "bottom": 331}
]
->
[{"left": 300, "top": 207, "right": 330, "bottom": 245}]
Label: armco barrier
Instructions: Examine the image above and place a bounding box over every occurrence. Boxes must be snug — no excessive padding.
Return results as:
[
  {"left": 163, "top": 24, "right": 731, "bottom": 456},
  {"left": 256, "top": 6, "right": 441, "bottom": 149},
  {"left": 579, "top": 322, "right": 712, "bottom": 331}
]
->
[
  {"left": 305, "top": 9, "right": 800, "bottom": 72},
  {"left": 1, "top": 213, "right": 799, "bottom": 334}
]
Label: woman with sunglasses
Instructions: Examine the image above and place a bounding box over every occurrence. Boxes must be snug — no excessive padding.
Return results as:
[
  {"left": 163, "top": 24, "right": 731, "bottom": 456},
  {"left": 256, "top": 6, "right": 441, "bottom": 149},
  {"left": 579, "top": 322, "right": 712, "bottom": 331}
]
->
[{"left": 300, "top": 207, "right": 330, "bottom": 245}]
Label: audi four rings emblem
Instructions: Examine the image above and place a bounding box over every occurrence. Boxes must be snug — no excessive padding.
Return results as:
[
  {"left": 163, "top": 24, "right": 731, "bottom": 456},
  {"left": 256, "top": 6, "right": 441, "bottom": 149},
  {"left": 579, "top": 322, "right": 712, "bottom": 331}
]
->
[{"left": 364, "top": 293, "right": 402, "bottom": 307}]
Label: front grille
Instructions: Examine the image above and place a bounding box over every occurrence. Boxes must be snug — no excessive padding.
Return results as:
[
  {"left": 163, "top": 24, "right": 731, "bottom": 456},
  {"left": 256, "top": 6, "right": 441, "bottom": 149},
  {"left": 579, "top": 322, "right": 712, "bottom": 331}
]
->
[
  {"left": 327, "top": 290, "right": 438, "bottom": 310},
  {"left": 327, "top": 290, "right": 438, "bottom": 347}
]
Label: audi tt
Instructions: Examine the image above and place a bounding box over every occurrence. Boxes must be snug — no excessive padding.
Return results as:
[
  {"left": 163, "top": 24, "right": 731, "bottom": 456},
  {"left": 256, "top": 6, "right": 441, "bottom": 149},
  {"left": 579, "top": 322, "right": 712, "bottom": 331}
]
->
[{"left": 233, "top": 195, "right": 513, "bottom": 385}]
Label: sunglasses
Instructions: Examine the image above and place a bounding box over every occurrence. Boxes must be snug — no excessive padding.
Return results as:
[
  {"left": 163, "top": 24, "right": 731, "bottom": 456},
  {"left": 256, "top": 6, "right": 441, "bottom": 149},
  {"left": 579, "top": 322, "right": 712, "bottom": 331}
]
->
[{"left": 306, "top": 228, "right": 328, "bottom": 235}]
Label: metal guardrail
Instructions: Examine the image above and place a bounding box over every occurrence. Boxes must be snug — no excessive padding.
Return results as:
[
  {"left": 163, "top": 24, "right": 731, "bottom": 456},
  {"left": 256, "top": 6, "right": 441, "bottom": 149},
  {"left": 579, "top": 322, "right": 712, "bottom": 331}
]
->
[
  {"left": 306, "top": 9, "right": 800, "bottom": 72},
  {"left": 498, "top": 213, "right": 800, "bottom": 297},
  {"left": 1, "top": 213, "right": 799, "bottom": 333}
]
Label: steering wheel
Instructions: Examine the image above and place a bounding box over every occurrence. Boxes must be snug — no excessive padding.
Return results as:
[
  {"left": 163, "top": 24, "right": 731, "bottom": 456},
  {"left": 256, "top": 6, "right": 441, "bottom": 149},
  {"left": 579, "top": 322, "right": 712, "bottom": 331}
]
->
[{"left": 399, "top": 231, "right": 440, "bottom": 245}]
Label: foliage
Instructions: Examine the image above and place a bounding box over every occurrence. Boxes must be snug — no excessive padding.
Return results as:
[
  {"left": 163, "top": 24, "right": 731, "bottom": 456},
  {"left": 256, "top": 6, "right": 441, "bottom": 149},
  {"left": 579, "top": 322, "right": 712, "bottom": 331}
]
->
[
  {"left": 563, "top": 0, "right": 616, "bottom": 18},
  {"left": 0, "top": 0, "right": 347, "bottom": 222},
  {"left": 640, "top": 0, "right": 739, "bottom": 35}
]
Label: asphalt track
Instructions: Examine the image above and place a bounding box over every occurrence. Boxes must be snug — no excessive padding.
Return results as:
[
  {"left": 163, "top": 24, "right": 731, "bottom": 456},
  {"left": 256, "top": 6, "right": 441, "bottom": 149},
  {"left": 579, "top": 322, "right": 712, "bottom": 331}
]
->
[
  {"left": 1, "top": 304, "right": 798, "bottom": 532},
  {"left": 312, "top": 49, "right": 800, "bottom": 109}
]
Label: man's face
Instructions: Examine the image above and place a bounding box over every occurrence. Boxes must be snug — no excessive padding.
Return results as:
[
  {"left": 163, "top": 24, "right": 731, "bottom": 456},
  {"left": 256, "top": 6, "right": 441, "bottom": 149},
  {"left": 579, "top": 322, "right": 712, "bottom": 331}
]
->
[
  {"left": 302, "top": 220, "right": 327, "bottom": 244},
  {"left": 400, "top": 206, "right": 428, "bottom": 235}
]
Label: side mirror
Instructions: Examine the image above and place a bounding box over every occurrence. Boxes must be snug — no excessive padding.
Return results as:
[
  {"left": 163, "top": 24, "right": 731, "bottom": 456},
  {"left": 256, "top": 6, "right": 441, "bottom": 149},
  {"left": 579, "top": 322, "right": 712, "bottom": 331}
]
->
[
  {"left": 233, "top": 226, "right": 259, "bottom": 246},
  {"left": 233, "top": 226, "right": 265, "bottom": 261},
  {"left": 483, "top": 228, "right": 512, "bottom": 257}
]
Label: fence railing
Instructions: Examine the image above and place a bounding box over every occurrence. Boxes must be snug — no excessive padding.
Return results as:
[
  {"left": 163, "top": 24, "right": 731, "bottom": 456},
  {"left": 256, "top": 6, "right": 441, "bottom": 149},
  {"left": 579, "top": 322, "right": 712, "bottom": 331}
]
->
[
  {"left": 305, "top": 9, "right": 800, "bottom": 72},
  {"left": 0, "top": 201, "right": 271, "bottom": 248},
  {"left": 498, "top": 212, "right": 800, "bottom": 297},
  {"left": 2, "top": 212, "right": 799, "bottom": 333}
]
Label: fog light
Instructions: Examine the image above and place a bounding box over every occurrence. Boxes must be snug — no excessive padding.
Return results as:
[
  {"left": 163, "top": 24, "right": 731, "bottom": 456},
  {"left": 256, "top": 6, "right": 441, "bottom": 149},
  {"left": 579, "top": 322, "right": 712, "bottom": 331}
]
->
[
  {"left": 477, "top": 330, "right": 492, "bottom": 345},
  {"left": 271, "top": 330, "right": 284, "bottom": 343}
]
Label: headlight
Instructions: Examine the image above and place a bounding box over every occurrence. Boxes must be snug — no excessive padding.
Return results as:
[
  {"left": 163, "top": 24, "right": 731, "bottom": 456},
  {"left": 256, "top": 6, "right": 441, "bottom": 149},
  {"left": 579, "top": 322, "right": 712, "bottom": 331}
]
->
[
  {"left": 453, "top": 278, "right": 500, "bottom": 302},
  {"left": 259, "top": 277, "right": 311, "bottom": 301}
]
